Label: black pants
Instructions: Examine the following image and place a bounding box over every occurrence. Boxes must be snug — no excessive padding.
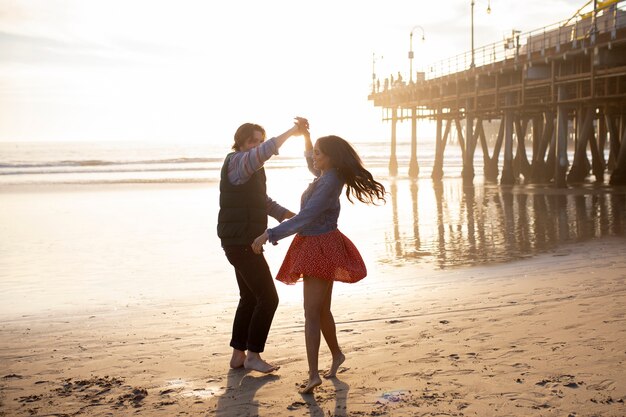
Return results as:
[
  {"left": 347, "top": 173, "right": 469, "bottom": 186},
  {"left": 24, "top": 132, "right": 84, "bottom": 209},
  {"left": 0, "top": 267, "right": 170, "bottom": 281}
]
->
[{"left": 223, "top": 245, "right": 279, "bottom": 353}]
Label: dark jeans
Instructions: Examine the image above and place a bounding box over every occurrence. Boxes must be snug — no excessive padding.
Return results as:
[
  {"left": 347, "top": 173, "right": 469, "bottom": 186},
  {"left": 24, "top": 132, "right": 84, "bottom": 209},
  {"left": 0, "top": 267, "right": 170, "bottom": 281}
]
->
[{"left": 223, "top": 245, "right": 279, "bottom": 353}]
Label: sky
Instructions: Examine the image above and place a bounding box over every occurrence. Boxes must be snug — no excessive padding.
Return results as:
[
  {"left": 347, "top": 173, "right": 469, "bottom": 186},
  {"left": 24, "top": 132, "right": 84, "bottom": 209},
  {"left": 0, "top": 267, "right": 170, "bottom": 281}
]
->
[{"left": 0, "top": 0, "right": 594, "bottom": 144}]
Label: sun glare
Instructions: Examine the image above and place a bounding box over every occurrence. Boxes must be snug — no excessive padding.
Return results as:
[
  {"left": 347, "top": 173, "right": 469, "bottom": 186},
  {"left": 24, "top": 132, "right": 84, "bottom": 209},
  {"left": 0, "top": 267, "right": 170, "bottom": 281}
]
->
[{"left": 0, "top": 0, "right": 586, "bottom": 143}]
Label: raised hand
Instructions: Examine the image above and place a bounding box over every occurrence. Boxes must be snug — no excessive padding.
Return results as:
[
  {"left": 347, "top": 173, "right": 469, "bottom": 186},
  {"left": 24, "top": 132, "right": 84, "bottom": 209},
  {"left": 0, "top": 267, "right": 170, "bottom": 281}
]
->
[{"left": 293, "top": 116, "right": 310, "bottom": 135}]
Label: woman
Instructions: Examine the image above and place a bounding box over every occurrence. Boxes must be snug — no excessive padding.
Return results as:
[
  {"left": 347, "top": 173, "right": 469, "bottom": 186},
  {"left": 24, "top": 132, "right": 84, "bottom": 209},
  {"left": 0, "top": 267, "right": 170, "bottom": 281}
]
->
[
  {"left": 252, "top": 131, "right": 386, "bottom": 393},
  {"left": 218, "top": 117, "right": 308, "bottom": 373}
]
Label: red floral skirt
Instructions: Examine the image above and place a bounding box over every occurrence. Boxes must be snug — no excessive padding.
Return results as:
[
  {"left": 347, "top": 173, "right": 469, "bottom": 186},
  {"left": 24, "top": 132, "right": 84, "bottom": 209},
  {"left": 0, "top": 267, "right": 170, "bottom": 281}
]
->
[{"left": 275, "top": 229, "right": 367, "bottom": 285}]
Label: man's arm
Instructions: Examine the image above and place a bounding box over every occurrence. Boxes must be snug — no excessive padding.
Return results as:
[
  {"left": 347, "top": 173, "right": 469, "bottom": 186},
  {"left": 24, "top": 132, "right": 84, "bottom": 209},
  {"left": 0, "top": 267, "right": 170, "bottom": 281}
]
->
[{"left": 228, "top": 119, "right": 307, "bottom": 185}]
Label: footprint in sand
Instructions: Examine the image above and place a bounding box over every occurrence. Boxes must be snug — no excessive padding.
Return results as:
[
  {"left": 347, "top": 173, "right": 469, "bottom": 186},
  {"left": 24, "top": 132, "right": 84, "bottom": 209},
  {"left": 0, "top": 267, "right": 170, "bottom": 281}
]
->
[
  {"left": 18, "top": 394, "right": 42, "bottom": 403},
  {"left": 159, "top": 388, "right": 180, "bottom": 395},
  {"left": 586, "top": 379, "right": 614, "bottom": 391},
  {"left": 535, "top": 374, "right": 584, "bottom": 390},
  {"left": 511, "top": 362, "right": 531, "bottom": 370},
  {"left": 115, "top": 387, "right": 148, "bottom": 408},
  {"left": 287, "top": 401, "right": 307, "bottom": 410}
]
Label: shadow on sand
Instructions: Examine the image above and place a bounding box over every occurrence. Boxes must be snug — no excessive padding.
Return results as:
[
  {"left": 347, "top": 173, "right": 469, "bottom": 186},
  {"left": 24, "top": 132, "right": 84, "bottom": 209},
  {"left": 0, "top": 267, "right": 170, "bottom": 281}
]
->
[
  {"left": 300, "top": 377, "right": 350, "bottom": 417},
  {"left": 214, "top": 368, "right": 279, "bottom": 416}
]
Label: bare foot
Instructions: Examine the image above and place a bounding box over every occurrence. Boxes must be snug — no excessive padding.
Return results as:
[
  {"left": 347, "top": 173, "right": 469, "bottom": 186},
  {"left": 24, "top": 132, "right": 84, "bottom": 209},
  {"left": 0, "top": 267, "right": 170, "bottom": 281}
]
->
[
  {"left": 230, "top": 349, "right": 246, "bottom": 369},
  {"left": 324, "top": 353, "right": 345, "bottom": 378},
  {"left": 299, "top": 376, "right": 322, "bottom": 394},
  {"left": 244, "top": 356, "right": 279, "bottom": 373}
]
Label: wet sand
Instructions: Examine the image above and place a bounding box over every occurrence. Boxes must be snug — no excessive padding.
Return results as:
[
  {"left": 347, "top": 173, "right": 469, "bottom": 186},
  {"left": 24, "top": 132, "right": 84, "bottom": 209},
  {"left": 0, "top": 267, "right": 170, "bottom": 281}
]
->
[{"left": 1, "top": 180, "right": 625, "bottom": 416}]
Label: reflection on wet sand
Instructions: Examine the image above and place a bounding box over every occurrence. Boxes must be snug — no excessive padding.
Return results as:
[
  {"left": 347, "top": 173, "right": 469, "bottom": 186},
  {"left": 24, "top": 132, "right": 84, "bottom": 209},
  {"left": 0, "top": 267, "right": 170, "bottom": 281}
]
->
[{"left": 384, "top": 179, "right": 626, "bottom": 268}]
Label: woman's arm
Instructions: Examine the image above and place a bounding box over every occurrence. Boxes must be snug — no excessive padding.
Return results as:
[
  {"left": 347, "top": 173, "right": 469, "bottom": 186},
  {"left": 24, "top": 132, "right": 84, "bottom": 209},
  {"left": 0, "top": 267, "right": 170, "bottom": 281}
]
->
[
  {"left": 251, "top": 173, "right": 342, "bottom": 253},
  {"left": 303, "top": 130, "right": 321, "bottom": 177},
  {"left": 304, "top": 129, "right": 313, "bottom": 153}
]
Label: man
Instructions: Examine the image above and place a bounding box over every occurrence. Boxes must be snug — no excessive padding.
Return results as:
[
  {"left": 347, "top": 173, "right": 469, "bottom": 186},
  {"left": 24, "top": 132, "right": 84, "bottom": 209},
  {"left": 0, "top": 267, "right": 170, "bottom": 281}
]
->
[{"left": 217, "top": 117, "right": 308, "bottom": 372}]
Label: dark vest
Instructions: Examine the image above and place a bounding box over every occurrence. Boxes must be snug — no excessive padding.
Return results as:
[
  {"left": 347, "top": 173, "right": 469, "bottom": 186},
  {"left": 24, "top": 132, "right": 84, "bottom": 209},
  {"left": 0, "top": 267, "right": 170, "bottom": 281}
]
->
[{"left": 217, "top": 153, "right": 267, "bottom": 246}]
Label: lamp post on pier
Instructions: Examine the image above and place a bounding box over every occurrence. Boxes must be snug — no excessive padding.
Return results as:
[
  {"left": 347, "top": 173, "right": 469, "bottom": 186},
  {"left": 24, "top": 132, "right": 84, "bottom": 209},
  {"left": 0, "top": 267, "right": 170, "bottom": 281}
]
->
[
  {"left": 591, "top": 0, "right": 598, "bottom": 42},
  {"left": 408, "top": 25, "right": 425, "bottom": 178},
  {"left": 372, "top": 52, "right": 383, "bottom": 93},
  {"left": 409, "top": 25, "right": 425, "bottom": 83},
  {"left": 470, "top": 0, "right": 491, "bottom": 69}
]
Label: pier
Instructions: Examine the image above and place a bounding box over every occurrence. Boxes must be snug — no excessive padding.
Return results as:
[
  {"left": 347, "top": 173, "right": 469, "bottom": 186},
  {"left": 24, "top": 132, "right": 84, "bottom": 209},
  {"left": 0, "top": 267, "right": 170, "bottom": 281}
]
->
[{"left": 369, "top": 0, "right": 626, "bottom": 185}]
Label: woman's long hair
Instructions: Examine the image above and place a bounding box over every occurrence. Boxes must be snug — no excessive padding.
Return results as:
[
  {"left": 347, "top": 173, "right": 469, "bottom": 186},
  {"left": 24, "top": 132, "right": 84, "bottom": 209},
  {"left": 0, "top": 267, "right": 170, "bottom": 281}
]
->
[{"left": 317, "top": 135, "right": 386, "bottom": 204}]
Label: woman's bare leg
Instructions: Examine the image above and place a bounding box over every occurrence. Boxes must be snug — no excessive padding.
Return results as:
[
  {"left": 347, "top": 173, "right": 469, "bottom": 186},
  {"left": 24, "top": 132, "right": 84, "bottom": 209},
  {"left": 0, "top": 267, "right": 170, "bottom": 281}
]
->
[
  {"left": 319, "top": 282, "right": 345, "bottom": 378},
  {"left": 300, "top": 277, "right": 331, "bottom": 394}
]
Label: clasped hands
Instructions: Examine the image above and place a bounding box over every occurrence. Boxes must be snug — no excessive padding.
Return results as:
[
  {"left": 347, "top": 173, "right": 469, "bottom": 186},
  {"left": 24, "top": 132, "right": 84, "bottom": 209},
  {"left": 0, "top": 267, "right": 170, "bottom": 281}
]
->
[{"left": 294, "top": 116, "right": 310, "bottom": 135}]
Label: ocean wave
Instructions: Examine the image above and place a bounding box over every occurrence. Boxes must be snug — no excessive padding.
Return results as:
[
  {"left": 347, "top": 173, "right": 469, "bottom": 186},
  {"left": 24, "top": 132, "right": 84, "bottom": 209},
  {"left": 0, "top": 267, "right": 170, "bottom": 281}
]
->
[
  {"left": 0, "top": 166, "right": 221, "bottom": 176},
  {"left": 0, "top": 157, "right": 224, "bottom": 169},
  {"left": 0, "top": 141, "right": 458, "bottom": 186},
  {"left": 0, "top": 177, "right": 220, "bottom": 186}
]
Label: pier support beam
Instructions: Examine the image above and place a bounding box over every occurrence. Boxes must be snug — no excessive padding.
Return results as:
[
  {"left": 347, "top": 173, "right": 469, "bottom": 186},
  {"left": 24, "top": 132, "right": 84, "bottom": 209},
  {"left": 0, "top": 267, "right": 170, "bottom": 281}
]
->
[
  {"left": 389, "top": 108, "right": 398, "bottom": 176},
  {"left": 568, "top": 107, "right": 595, "bottom": 183},
  {"left": 481, "top": 119, "right": 504, "bottom": 182},
  {"left": 409, "top": 107, "right": 419, "bottom": 178},
  {"left": 501, "top": 95, "right": 516, "bottom": 185},
  {"left": 514, "top": 117, "right": 531, "bottom": 181},
  {"left": 589, "top": 117, "right": 605, "bottom": 182},
  {"left": 555, "top": 87, "right": 569, "bottom": 188},
  {"left": 531, "top": 115, "right": 543, "bottom": 175},
  {"left": 456, "top": 118, "right": 467, "bottom": 176},
  {"left": 598, "top": 109, "right": 608, "bottom": 170},
  {"left": 546, "top": 113, "right": 557, "bottom": 183},
  {"left": 605, "top": 114, "right": 619, "bottom": 172},
  {"left": 462, "top": 102, "right": 476, "bottom": 184},
  {"left": 609, "top": 117, "right": 626, "bottom": 185},
  {"left": 431, "top": 113, "right": 449, "bottom": 182},
  {"left": 529, "top": 113, "right": 553, "bottom": 183}
]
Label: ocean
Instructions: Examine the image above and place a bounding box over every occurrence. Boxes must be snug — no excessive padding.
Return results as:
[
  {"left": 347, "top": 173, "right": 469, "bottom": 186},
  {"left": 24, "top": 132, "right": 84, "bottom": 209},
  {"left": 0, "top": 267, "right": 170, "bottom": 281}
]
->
[
  {"left": 0, "top": 140, "right": 451, "bottom": 186},
  {"left": 1, "top": 140, "right": 625, "bottom": 318}
]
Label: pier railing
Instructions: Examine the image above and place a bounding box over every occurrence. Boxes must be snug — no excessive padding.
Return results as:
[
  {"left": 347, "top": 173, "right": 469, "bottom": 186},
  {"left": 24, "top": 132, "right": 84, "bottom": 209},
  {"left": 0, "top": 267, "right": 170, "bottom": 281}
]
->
[{"left": 422, "top": 0, "right": 626, "bottom": 80}]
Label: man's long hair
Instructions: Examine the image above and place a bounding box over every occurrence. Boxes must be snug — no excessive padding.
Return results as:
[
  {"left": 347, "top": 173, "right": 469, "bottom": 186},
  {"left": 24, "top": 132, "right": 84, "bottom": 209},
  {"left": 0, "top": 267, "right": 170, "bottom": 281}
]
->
[{"left": 232, "top": 123, "right": 266, "bottom": 151}]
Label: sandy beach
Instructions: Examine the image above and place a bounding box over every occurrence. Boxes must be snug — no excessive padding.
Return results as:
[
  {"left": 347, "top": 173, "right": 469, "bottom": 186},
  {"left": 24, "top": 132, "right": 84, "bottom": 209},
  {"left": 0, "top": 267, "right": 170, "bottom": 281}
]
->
[{"left": 1, "top": 180, "right": 625, "bottom": 416}]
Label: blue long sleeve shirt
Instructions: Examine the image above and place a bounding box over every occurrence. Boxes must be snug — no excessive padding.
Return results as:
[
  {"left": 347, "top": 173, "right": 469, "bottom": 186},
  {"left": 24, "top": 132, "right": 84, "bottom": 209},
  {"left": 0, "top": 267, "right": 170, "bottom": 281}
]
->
[
  {"left": 267, "top": 153, "right": 344, "bottom": 244},
  {"left": 226, "top": 137, "right": 289, "bottom": 222}
]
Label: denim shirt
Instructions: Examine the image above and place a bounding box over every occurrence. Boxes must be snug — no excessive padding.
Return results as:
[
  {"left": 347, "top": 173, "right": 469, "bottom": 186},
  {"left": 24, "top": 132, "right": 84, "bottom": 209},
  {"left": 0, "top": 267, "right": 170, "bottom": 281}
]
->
[{"left": 267, "top": 156, "right": 344, "bottom": 245}]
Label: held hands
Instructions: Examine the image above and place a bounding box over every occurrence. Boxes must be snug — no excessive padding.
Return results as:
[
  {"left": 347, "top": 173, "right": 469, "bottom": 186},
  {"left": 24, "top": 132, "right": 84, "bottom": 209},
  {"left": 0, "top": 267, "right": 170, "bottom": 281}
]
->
[
  {"left": 251, "top": 230, "right": 269, "bottom": 254},
  {"left": 293, "top": 116, "right": 310, "bottom": 136}
]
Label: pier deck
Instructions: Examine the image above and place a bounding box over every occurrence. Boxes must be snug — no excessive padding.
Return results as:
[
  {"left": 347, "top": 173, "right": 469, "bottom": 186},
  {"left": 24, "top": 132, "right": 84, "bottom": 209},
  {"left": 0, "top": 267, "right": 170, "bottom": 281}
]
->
[{"left": 369, "top": 0, "right": 626, "bottom": 185}]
